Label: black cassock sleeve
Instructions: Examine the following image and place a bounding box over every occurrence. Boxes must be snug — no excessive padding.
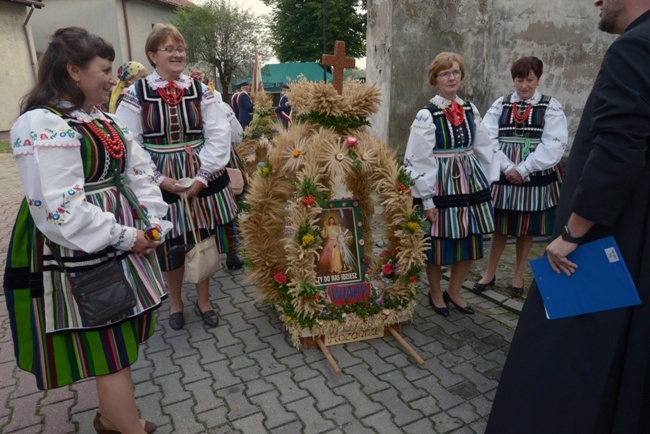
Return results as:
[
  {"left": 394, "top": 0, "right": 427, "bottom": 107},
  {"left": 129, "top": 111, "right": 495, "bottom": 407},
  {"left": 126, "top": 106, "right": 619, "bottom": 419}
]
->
[{"left": 571, "top": 33, "right": 650, "bottom": 227}]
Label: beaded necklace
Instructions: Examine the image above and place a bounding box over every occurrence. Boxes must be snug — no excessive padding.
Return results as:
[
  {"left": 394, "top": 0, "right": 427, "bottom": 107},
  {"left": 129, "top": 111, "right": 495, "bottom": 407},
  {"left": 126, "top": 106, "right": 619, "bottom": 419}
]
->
[
  {"left": 512, "top": 102, "right": 533, "bottom": 124},
  {"left": 157, "top": 81, "right": 185, "bottom": 106},
  {"left": 84, "top": 119, "right": 125, "bottom": 160}
]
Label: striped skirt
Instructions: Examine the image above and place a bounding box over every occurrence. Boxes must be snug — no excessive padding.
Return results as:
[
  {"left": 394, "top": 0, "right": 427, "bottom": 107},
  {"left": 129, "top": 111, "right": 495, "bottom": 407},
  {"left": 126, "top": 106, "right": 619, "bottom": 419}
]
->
[
  {"left": 491, "top": 141, "right": 562, "bottom": 212},
  {"left": 144, "top": 141, "right": 238, "bottom": 238},
  {"left": 429, "top": 151, "right": 495, "bottom": 239},
  {"left": 494, "top": 207, "right": 557, "bottom": 237},
  {"left": 426, "top": 234, "right": 484, "bottom": 266},
  {"left": 3, "top": 201, "right": 159, "bottom": 390}
]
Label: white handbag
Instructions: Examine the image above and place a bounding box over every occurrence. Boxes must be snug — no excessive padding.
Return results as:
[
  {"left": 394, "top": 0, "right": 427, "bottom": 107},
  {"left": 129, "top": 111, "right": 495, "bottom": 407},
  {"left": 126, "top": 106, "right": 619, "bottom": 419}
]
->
[{"left": 181, "top": 193, "right": 221, "bottom": 283}]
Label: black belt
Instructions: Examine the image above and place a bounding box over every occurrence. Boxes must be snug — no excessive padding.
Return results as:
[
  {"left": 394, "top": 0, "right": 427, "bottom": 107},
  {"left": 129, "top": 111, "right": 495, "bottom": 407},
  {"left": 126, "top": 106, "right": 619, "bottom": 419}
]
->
[{"left": 162, "top": 170, "right": 230, "bottom": 204}]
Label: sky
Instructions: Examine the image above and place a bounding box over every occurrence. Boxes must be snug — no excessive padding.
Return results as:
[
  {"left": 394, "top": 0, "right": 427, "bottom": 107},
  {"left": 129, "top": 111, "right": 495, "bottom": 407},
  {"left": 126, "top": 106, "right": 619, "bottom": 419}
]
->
[{"left": 194, "top": 0, "right": 367, "bottom": 69}]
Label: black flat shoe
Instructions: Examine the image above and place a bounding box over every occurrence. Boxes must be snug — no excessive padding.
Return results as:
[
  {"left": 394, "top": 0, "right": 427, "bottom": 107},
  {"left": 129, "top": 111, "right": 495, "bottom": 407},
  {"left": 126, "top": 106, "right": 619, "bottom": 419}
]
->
[
  {"left": 226, "top": 251, "right": 243, "bottom": 270},
  {"left": 169, "top": 312, "right": 185, "bottom": 330},
  {"left": 94, "top": 411, "right": 157, "bottom": 434},
  {"left": 472, "top": 276, "right": 496, "bottom": 293},
  {"left": 443, "top": 292, "right": 475, "bottom": 315},
  {"left": 428, "top": 292, "right": 449, "bottom": 317},
  {"left": 511, "top": 286, "right": 524, "bottom": 297},
  {"left": 196, "top": 303, "right": 219, "bottom": 328}
]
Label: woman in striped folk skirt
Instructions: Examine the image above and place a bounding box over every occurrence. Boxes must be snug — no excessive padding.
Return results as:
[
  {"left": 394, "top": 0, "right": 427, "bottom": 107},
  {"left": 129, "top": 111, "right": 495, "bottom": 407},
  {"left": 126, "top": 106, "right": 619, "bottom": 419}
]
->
[
  {"left": 117, "top": 24, "right": 238, "bottom": 330},
  {"left": 404, "top": 52, "right": 499, "bottom": 317},
  {"left": 5, "top": 27, "right": 167, "bottom": 433},
  {"left": 473, "top": 57, "right": 567, "bottom": 297}
]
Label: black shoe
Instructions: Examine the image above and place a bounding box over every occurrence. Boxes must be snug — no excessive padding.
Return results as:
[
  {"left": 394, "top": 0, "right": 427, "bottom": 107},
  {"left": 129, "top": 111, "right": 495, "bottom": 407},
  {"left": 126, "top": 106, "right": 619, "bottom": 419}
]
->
[
  {"left": 169, "top": 312, "right": 185, "bottom": 330},
  {"left": 428, "top": 292, "right": 449, "bottom": 317},
  {"left": 511, "top": 286, "right": 524, "bottom": 297},
  {"left": 443, "top": 292, "right": 475, "bottom": 315},
  {"left": 196, "top": 303, "right": 219, "bottom": 328},
  {"left": 226, "top": 251, "right": 243, "bottom": 270},
  {"left": 472, "top": 276, "right": 496, "bottom": 293}
]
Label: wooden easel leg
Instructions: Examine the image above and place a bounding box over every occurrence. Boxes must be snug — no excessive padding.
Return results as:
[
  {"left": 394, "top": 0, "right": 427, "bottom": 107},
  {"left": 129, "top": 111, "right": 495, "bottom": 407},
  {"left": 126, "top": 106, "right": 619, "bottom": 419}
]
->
[
  {"left": 316, "top": 337, "right": 342, "bottom": 374},
  {"left": 388, "top": 326, "right": 425, "bottom": 365}
]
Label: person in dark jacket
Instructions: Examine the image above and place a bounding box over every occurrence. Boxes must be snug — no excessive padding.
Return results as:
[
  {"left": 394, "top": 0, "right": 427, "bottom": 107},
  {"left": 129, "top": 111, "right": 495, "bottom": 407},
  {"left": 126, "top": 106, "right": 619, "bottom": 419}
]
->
[
  {"left": 486, "top": 1, "right": 650, "bottom": 433},
  {"left": 237, "top": 81, "right": 254, "bottom": 130}
]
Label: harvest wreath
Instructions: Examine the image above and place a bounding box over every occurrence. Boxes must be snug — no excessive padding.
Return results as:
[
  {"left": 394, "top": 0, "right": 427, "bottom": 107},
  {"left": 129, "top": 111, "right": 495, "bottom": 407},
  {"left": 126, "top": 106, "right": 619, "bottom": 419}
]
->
[{"left": 239, "top": 78, "right": 428, "bottom": 350}]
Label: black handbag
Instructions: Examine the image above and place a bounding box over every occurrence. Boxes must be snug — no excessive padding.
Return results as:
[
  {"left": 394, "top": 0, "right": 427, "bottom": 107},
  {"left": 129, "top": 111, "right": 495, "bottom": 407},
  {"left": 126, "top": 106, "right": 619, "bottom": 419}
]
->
[{"left": 47, "top": 167, "right": 136, "bottom": 327}]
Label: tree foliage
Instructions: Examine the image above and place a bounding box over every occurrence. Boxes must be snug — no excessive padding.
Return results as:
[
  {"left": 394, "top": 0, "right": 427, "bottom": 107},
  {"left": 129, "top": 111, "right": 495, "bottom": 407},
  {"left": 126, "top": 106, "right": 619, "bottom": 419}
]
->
[
  {"left": 262, "top": 0, "right": 366, "bottom": 63},
  {"left": 172, "top": 0, "right": 271, "bottom": 100}
]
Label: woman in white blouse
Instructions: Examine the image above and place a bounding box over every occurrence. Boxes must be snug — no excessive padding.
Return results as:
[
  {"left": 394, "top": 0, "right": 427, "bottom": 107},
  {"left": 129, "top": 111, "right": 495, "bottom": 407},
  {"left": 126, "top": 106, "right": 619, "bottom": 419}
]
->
[
  {"left": 5, "top": 27, "right": 165, "bottom": 433},
  {"left": 404, "top": 52, "right": 498, "bottom": 317},
  {"left": 473, "top": 57, "right": 567, "bottom": 297},
  {"left": 117, "top": 24, "right": 237, "bottom": 330}
]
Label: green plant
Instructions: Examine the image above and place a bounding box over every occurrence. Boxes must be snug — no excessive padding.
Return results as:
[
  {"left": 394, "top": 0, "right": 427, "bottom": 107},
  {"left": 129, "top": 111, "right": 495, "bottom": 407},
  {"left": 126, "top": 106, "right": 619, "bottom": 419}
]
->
[{"left": 0, "top": 140, "right": 11, "bottom": 153}]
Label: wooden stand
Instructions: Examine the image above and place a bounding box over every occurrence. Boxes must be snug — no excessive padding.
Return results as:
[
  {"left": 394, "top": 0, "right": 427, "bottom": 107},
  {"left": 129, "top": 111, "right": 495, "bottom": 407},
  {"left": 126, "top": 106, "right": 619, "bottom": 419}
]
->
[{"left": 301, "top": 323, "right": 425, "bottom": 373}]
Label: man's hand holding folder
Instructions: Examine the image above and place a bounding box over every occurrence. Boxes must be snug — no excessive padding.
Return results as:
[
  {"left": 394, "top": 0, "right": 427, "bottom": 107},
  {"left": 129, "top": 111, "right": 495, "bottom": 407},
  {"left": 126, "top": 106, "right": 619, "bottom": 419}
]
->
[{"left": 530, "top": 237, "right": 640, "bottom": 320}]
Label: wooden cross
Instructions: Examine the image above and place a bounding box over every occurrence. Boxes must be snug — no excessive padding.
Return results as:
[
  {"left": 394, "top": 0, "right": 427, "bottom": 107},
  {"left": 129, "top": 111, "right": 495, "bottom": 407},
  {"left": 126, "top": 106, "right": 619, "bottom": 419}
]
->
[{"left": 321, "top": 40, "right": 356, "bottom": 95}]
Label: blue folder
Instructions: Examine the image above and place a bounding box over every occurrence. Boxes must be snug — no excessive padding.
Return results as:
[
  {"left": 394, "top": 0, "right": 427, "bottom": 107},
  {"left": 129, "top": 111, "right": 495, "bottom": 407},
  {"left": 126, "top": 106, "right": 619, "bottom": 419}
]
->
[{"left": 530, "top": 236, "right": 640, "bottom": 320}]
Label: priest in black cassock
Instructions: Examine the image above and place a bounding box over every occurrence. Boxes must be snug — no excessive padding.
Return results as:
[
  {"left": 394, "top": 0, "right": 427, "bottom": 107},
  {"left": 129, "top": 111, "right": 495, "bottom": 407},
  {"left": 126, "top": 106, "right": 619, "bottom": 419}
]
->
[{"left": 486, "top": 1, "right": 650, "bottom": 433}]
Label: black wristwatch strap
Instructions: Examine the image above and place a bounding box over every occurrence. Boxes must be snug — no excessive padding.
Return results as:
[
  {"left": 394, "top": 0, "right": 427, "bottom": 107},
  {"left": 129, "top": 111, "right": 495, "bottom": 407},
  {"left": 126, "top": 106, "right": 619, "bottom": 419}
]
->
[{"left": 561, "top": 225, "right": 583, "bottom": 244}]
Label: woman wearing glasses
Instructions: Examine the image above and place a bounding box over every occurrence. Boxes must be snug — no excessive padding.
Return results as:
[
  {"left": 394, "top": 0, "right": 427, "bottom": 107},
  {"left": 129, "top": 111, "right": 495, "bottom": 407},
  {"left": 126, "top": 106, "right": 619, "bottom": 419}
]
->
[
  {"left": 473, "top": 57, "right": 567, "bottom": 297},
  {"left": 404, "top": 52, "right": 498, "bottom": 317},
  {"left": 117, "top": 24, "right": 236, "bottom": 330}
]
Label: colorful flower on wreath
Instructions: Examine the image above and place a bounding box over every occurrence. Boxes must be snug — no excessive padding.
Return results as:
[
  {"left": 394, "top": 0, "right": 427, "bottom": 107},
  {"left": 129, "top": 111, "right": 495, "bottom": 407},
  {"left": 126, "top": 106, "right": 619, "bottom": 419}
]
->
[
  {"left": 345, "top": 136, "right": 358, "bottom": 148},
  {"left": 409, "top": 275, "right": 419, "bottom": 283},
  {"left": 379, "top": 249, "right": 389, "bottom": 258},
  {"left": 375, "top": 298, "right": 385, "bottom": 307},
  {"left": 301, "top": 233, "right": 315, "bottom": 247},
  {"left": 381, "top": 263, "right": 394, "bottom": 276},
  {"left": 258, "top": 159, "right": 273, "bottom": 178},
  {"left": 274, "top": 272, "right": 287, "bottom": 285},
  {"left": 300, "top": 196, "right": 316, "bottom": 207},
  {"left": 406, "top": 221, "right": 421, "bottom": 232},
  {"left": 397, "top": 182, "right": 411, "bottom": 195},
  {"left": 292, "top": 149, "right": 301, "bottom": 158}
]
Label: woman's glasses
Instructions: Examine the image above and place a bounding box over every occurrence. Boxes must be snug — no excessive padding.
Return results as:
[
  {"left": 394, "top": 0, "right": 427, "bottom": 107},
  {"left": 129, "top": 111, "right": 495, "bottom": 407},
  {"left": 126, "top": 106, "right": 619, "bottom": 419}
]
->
[
  {"left": 436, "top": 70, "right": 462, "bottom": 79},
  {"left": 158, "top": 46, "right": 186, "bottom": 54}
]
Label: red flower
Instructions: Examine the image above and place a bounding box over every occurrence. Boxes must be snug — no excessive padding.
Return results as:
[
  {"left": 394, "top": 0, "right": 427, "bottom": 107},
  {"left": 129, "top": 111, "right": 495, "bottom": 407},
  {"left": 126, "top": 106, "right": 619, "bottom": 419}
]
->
[
  {"left": 301, "top": 196, "right": 316, "bottom": 206},
  {"left": 345, "top": 136, "right": 358, "bottom": 147},
  {"left": 381, "top": 263, "right": 394, "bottom": 275},
  {"left": 273, "top": 272, "right": 287, "bottom": 285},
  {"left": 379, "top": 250, "right": 389, "bottom": 258},
  {"left": 409, "top": 275, "right": 419, "bottom": 282},
  {"left": 397, "top": 182, "right": 411, "bottom": 194}
]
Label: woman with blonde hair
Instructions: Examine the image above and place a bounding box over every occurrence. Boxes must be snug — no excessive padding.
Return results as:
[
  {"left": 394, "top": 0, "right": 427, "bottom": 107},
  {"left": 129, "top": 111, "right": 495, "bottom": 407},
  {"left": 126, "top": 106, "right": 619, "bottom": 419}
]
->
[
  {"left": 404, "top": 51, "right": 498, "bottom": 317},
  {"left": 108, "top": 61, "right": 147, "bottom": 113}
]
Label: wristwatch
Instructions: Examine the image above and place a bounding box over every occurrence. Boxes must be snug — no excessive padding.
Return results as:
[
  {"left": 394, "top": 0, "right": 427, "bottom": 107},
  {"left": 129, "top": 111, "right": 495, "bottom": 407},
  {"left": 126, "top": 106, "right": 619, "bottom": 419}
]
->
[{"left": 561, "top": 225, "right": 583, "bottom": 244}]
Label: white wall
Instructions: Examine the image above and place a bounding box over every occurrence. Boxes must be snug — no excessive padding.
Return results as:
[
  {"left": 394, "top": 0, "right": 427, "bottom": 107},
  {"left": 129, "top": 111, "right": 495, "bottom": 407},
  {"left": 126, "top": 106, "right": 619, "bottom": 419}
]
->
[{"left": 0, "top": 4, "right": 38, "bottom": 131}]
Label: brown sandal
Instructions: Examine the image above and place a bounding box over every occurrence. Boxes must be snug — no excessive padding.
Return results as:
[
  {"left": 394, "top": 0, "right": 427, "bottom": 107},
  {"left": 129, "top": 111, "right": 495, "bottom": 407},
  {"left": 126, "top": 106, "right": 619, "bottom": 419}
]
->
[{"left": 93, "top": 411, "right": 157, "bottom": 434}]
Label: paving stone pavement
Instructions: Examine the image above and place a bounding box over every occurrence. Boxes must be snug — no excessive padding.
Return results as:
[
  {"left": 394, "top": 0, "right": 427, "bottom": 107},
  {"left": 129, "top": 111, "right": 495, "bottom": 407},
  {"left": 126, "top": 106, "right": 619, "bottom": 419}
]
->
[{"left": 0, "top": 153, "right": 520, "bottom": 433}]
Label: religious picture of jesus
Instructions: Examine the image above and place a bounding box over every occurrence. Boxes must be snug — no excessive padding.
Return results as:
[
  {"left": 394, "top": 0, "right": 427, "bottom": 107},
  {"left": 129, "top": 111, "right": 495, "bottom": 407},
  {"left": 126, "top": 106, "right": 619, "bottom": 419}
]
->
[{"left": 314, "top": 201, "right": 364, "bottom": 287}]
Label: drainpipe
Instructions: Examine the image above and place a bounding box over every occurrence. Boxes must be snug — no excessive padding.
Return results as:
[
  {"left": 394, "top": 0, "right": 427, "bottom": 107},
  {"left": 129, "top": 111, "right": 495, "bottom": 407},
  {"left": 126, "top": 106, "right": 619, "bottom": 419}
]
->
[
  {"left": 122, "top": 0, "right": 133, "bottom": 59},
  {"left": 23, "top": 5, "right": 38, "bottom": 81}
]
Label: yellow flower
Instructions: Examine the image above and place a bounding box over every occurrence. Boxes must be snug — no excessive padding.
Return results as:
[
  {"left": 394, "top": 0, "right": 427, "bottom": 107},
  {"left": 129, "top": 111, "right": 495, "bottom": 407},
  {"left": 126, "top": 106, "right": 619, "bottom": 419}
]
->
[
  {"left": 301, "top": 233, "right": 315, "bottom": 247},
  {"left": 406, "top": 221, "right": 420, "bottom": 231},
  {"left": 260, "top": 166, "right": 270, "bottom": 175},
  {"left": 292, "top": 149, "right": 301, "bottom": 158}
]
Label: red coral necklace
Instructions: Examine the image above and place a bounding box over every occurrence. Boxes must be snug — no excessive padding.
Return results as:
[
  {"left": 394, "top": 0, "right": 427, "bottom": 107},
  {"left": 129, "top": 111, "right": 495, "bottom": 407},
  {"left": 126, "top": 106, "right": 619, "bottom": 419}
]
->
[
  {"left": 85, "top": 119, "right": 125, "bottom": 160},
  {"left": 512, "top": 102, "right": 533, "bottom": 124},
  {"left": 157, "top": 81, "right": 185, "bottom": 106}
]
